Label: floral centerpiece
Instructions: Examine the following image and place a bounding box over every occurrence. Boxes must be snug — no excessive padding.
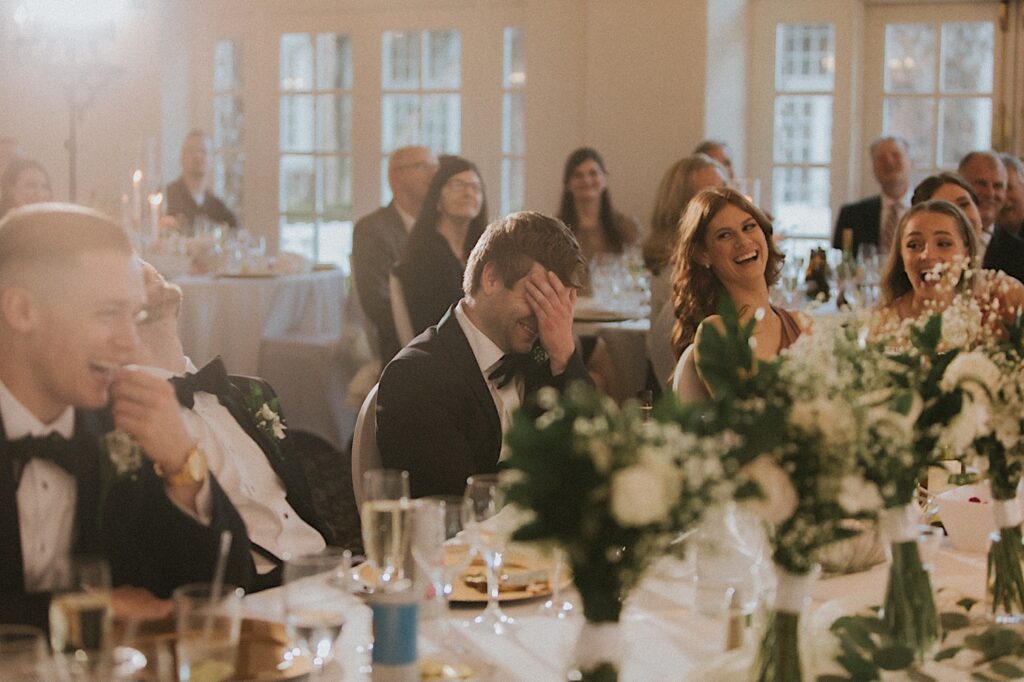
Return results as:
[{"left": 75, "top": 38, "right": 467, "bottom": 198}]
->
[{"left": 504, "top": 384, "right": 739, "bottom": 680}]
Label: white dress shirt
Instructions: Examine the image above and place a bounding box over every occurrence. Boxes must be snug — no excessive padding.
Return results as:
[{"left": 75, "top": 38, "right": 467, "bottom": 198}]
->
[
  {"left": 144, "top": 360, "right": 325, "bottom": 573},
  {"left": 395, "top": 204, "right": 416, "bottom": 232},
  {"left": 454, "top": 302, "right": 522, "bottom": 461},
  {"left": 0, "top": 381, "right": 76, "bottom": 593}
]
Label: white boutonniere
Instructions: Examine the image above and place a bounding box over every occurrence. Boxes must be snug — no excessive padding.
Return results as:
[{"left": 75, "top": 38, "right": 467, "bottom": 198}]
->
[
  {"left": 101, "top": 429, "right": 144, "bottom": 478},
  {"left": 243, "top": 383, "right": 287, "bottom": 460},
  {"left": 256, "top": 402, "right": 287, "bottom": 441}
]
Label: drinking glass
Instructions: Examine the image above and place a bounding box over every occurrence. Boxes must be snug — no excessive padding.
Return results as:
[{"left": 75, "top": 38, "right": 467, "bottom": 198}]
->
[
  {"left": 537, "top": 546, "right": 574, "bottom": 618},
  {"left": 363, "top": 469, "right": 410, "bottom": 502},
  {"left": 173, "top": 582, "right": 243, "bottom": 682},
  {"left": 423, "top": 496, "right": 474, "bottom": 604},
  {"left": 283, "top": 549, "right": 349, "bottom": 677},
  {"left": 0, "top": 625, "right": 53, "bottom": 681},
  {"left": 462, "top": 474, "right": 514, "bottom": 633},
  {"left": 49, "top": 556, "right": 113, "bottom": 663}
]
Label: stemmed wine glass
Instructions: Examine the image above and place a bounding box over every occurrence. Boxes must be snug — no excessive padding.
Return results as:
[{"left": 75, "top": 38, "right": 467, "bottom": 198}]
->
[
  {"left": 282, "top": 548, "right": 350, "bottom": 678},
  {"left": 461, "top": 474, "right": 514, "bottom": 634},
  {"left": 536, "top": 546, "right": 573, "bottom": 618}
]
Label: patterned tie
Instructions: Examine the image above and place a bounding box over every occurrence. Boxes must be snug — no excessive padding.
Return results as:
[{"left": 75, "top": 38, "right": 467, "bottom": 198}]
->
[
  {"left": 170, "top": 357, "right": 232, "bottom": 409},
  {"left": 880, "top": 202, "right": 901, "bottom": 255}
]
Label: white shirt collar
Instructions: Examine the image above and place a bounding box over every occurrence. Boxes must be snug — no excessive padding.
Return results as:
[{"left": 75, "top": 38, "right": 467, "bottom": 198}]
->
[
  {"left": 394, "top": 204, "right": 416, "bottom": 232},
  {"left": 454, "top": 300, "right": 506, "bottom": 377},
  {"left": 0, "top": 380, "right": 74, "bottom": 440},
  {"left": 882, "top": 189, "right": 912, "bottom": 210}
]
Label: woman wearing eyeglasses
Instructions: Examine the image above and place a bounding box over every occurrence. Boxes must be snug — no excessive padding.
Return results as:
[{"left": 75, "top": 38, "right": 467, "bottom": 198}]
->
[{"left": 394, "top": 155, "right": 489, "bottom": 337}]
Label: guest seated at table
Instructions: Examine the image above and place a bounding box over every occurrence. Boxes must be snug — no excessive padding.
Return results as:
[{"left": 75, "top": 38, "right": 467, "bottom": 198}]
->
[
  {"left": 118, "top": 261, "right": 332, "bottom": 592},
  {"left": 0, "top": 203, "right": 246, "bottom": 630},
  {"left": 165, "top": 130, "right": 238, "bottom": 233},
  {"left": 692, "top": 139, "right": 735, "bottom": 180},
  {"left": 911, "top": 172, "right": 984, "bottom": 238},
  {"left": 643, "top": 154, "right": 728, "bottom": 389},
  {"left": 557, "top": 147, "right": 640, "bottom": 265},
  {"left": 671, "top": 188, "right": 806, "bottom": 400},
  {"left": 873, "top": 200, "right": 1024, "bottom": 329},
  {"left": 352, "top": 145, "right": 439, "bottom": 363},
  {"left": 377, "top": 211, "right": 593, "bottom": 497},
  {"left": 0, "top": 158, "right": 51, "bottom": 219},
  {"left": 392, "top": 155, "right": 488, "bottom": 337},
  {"left": 984, "top": 155, "right": 1024, "bottom": 284}
]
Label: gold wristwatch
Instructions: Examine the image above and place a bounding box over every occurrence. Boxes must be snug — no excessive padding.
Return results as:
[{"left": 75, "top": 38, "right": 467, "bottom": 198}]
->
[{"left": 154, "top": 444, "right": 208, "bottom": 487}]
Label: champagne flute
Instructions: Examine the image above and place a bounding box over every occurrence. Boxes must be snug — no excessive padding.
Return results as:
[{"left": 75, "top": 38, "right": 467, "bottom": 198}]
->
[
  {"left": 361, "top": 469, "right": 411, "bottom": 588},
  {"left": 536, "top": 546, "right": 574, "bottom": 618},
  {"left": 461, "top": 474, "right": 514, "bottom": 634},
  {"left": 283, "top": 549, "right": 350, "bottom": 678},
  {"left": 49, "top": 556, "right": 113, "bottom": 670}
]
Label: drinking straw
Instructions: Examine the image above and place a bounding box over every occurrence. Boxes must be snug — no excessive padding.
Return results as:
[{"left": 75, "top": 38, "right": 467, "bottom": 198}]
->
[{"left": 203, "top": 530, "right": 233, "bottom": 638}]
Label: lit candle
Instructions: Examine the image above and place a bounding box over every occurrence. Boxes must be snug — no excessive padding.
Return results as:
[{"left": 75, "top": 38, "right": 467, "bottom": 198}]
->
[
  {"left": 131, "top": 170, "right": 143, "bottom": 226},
  {"left": 148, "top": 192, "right": 163, "bottom": 244}
]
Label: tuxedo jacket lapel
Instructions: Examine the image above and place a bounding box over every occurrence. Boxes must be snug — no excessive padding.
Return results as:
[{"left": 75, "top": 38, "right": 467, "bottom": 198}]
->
[
  {"left": 435, "top": 307, "right": 502, "bottom": 457},
  {"left": 0, "top": 416, "right": 26, "bottom": 592}
]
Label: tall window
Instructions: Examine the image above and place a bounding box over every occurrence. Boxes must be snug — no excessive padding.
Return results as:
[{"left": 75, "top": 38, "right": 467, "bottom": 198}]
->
[
  {"left": 212, "top": 39, "right": 243, "bottom": 219},
  {"left": 882, "top": 21, "right": 994, "bottom": 175},
  {"left": 501, "top": 27, "right": 525, "bottom": 216},
  {"left": 771, "top": 23, "right": 835, "bottom": 250},
  {"left": 380, "top": 29, "right": 461, "bottom": 203},
  {"left": 278, "top": 32, "right": 353, "bottom": 269}
]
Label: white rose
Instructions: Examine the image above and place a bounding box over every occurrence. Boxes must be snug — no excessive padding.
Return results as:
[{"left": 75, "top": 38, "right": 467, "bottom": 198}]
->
[
  {"left": 940, "top": 351, "right": 1000, "bottom": 405},
  {"left": 838, "top": 475, "right": 883, "bottom": 514},
  {"left": 740, "top": 455, "right": 798, "bottom": 525},
  {"left": 610, "top": 465, "right": 673, "bottom": 527},
  {"left": 939, "top": 397, "right": 990, "bottom": 453}
]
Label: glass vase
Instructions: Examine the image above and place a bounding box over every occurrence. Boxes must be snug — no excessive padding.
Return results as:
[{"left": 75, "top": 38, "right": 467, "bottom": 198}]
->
[
  {"left": 879, "top": 504, "right": 940, "bottom": 658},
  {"left": 987, "top": 498, "right": 1024, "bottom": 623},
  {"left": 752, "top": 563, "right": 817, "bottom": 682}
]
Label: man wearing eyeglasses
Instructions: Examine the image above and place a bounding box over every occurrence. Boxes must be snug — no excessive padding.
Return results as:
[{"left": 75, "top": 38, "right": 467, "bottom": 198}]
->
[{"left": 352, "top": 146, "right": 439, "bottom": 364}]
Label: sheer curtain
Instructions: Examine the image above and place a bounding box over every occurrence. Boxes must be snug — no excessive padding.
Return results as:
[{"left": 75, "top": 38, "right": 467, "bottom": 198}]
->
[{"left": 998, "top": 0, "right": 1024, "bottom": 156}]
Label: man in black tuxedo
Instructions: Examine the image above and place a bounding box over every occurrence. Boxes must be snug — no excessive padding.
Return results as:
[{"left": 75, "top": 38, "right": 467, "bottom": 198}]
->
[
  {"left": 983, "top": 154, "right": 1024, "bottom": 283},
  {"left": 113, "top": 262, "right": 332, "bottom": 593},
  {"left": 833, "top": 135, "right": 913, "bottom": 256},
  {"left": 376, "top": 211, "right": 593, "bottom": 497},
  {"left": 352, "top": 145, "right": 438, "bottom": 363},
  {"left": 165, "top": 130, "right": 238, "bottom": 232},
  {"left": 0, "top": 204, "right": 250, "bottom": 630}
]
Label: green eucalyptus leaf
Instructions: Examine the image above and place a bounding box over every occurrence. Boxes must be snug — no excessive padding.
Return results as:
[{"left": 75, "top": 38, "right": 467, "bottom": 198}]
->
[
  {"left": 958, "top": 598, "right": 978, "bottom": 612},
  {"left": 837, "top": 653, "right": 879, "bottom": 680},
  {"left": 873, "top": 645, "right": 914, "bottom": 670},
  {"left": 990, "top": 661, "right": 1024, "bottom": 679},
  {"left": 934, "top": 646, "right": 962, "bottom": 661},
  {"left": 940, "top": 612, "right": 971, "bottom": 631}
]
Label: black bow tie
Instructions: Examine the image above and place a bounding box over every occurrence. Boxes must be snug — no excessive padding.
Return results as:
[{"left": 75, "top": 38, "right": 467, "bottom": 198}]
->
[
  {"left": 7, "top": 432, "right": 78, "bottom": 483},
  {"left": 488, "top": 353, "right": 531, "bottom": 389},
  {"left": 170, "top": 357, "right": 232, "bottom": 409}
]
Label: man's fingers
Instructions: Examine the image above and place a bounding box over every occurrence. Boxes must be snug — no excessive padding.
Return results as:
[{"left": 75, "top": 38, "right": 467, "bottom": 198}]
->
[{"left": 525, "top": 280, "right": 554, "bottom": 314}]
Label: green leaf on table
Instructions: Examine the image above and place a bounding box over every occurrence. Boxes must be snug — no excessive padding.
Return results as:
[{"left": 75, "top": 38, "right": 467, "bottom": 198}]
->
[
  {"left": 837, "top": 652, "right": 879, "bottom": 680},
  {"left": 971, "top": 673, "right": 998, "bottom": 682},
  {"left": 873, "top": 645, "right": 914, "bottom": 670},
  {"left": 906, "top": 670, "right": 937, "bottom": 682},
  {"left": 940, "top": 611, "right": 971, "bottom": 630},
  {"left": 958, "top": 598, "right": 979, "bottom": 612},
  {"left": 934, "top": 646, "right": 962, "bottom": 661},
  {"left": 816, "top": 676, "right": 852, "bottom": 682},
  {"left": 990, "top": 660, "right": 1024, "bottom": 679}
]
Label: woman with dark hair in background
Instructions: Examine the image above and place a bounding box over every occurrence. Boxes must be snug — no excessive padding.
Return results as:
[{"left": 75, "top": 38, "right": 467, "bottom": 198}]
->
[
  {"left": 910, "top": 172, "right": 984, "bottom": 239},
  {"left": 393, "top": 155, "right": 489, "bottom": 336},
  {"left": 557, "top": 147, "right": 640, "bottom": 264},
  {"left": 0, "top": 158, "right": 51, "bottom": 219}
]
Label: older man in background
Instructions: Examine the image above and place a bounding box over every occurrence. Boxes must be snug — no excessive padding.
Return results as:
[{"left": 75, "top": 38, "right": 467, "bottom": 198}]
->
[
  {"left": 958, "top": 150, "right": 1007, "bottom": 256},
  {"left": 352, "top": 145, "right": 438, "bottom": 363},
  {"left": 693, "top": 139, "right": 734, "bottom": 180},
  {"left": 833, "top": 135, "right": 913, "bottom": 256},
  {"left": 165, "top": 130, "right": 238, "bottom": 232},
  {"left": 982, "top": 154, "right": 1024, "bottom": 283}
]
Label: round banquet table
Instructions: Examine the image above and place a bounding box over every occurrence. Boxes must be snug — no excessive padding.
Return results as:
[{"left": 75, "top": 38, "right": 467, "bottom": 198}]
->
[
  {"left": 239, "top": 544, "right": 988, "bottom": 681},
  {"left": 175, "top": 270, "right": 346, "bottom": 376}
]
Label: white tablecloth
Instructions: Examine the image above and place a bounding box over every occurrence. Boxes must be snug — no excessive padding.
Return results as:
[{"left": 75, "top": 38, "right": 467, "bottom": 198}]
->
[{"left": 241, "top": 545, "right": 989, "bottom": 681}]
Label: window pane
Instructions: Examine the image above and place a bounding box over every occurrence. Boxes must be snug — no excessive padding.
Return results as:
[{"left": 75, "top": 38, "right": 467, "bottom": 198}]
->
[
  {"left": 939, "top": 97, "right": 992, "bottom": 168},
  {"left": 382, "top": 31, "right": 420, "bottom": 90},
  {"left": 772, "top": 96, "right": 832, "bottom": 164},
  {"left": 279, "top": 155, "right": 315, "bottom": 214},
  {"left": 940, "top": 22, "right": 994, "bottom": 94},
  {"left": 317, "top": 33, "right": 352, "bottom": 90},
  {"left": 214, "top": 39, "right": 240, "bottom": 91},
  {"left": 280, "top": 95, "right": 315, "bottom": 152},
  {"left": 422, "top": 94, "right": 460, "bottom": 154},
  {"left": 775, "top": 23, "right": 835, "bottom": 93},
  {"left": 502, "top": 92, "right": 524, "bottom": 156},
  {"left": 213, "top": 95, "right": 243, "bottom": 149},
  {"left": 503, "top": 27, "right": 525, "bottom": 88},
  {"left": 381, "top": 94, "right": 421, "bottom": 152},
  {"left": 317, "top": 219, "right": 354, "bottom": 271},
  {"left": 884, "top": 24, "right": 935, "bottom": 94},
  {"left": 502, "top": 157, "right": 525, "bottom": 216},
  {"left": 214, "top": 150, "right": 243, "bottom": 214},
  {"left": 280, "top": 217, "right": 316, "bottom": 261},
  {"left": 381, "top": 157, "right": 392, "bottom": 206},
  {"left": 316, "top": 94, "right": 352, "bottom": 152},
  {"left": 320, "top": 156, "right": 352, "bottom": 215},
  {"left": 424, "top": 29, "right": 460, "bottom": 89},
  {"left": 771, "top": 167, "right": 831, "bottom": 238},
  {"left": 883, "top": 97, "right": 934, "bottom": 168},
  {"left": 280, "top": 33, "right": 313, "bottom": 91}
]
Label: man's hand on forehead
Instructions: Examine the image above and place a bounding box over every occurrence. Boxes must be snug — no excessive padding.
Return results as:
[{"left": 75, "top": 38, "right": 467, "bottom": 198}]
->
[{"left": 524, "top": 269, "right": 577, "bottom": 375}]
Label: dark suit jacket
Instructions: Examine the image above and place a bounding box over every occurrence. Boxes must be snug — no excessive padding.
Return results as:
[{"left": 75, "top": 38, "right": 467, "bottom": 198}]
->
[
  {"left": 165, "top": 177, "right": 238, "bottom": 230},
  {"left": 107, "top": 372, "right": 330, "bottom": 597},
  {"left": 833, "top": 195, "right": 882, "bottom": 253},
  {"left": 352, "top": 203, "right": 409, "bottom": 362},
  {"left": 376, "top": 305, "right": 594, "bottom": 498},
  {"left": 0, "top": 408, "right": 251, "bottom": 630},
  {"left": 982, "top": 225, "right": 1024, "bottom": 284}
]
